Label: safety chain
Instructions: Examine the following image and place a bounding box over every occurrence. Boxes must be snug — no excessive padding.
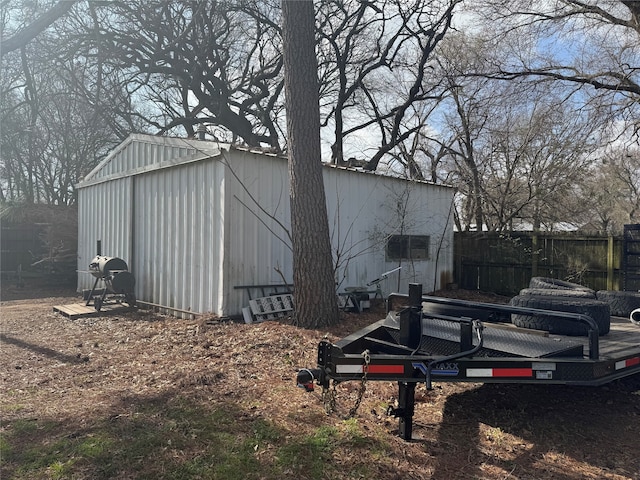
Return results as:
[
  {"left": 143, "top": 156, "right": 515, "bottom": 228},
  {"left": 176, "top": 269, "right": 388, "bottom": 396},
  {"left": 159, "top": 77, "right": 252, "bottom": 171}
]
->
[
  {"left": 321, "top": 349, "right": 371, "bottom": 418},
  {"left": 348, "top": 349, "right": 370, "bottom": 417},
  {"left": 322, "top": 381, "right": 337, "bottom": 415}
]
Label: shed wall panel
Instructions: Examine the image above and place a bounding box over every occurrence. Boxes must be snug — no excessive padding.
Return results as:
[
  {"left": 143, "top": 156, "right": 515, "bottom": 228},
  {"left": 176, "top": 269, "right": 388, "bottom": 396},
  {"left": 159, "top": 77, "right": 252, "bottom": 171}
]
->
[
  {"left": 87, "top": 135, "right": 219, "bottom": 182},
  {"left": 322, "top": 167, "right": 454, "bottom": 296},
  {"left": 132, "top": 158, "right": 225, "bottom": 317},
  {"left": 77, "top": 177, "right": 132, "bottom": 290},
  {"left": 95, "top": 142, "right": 187, "bottom": 179},
  {"left": 222, "top": 151, "right": 454, "bottom": 313},
  {"left": 223, "top": 151, "right": 293, "bottom": 313}
]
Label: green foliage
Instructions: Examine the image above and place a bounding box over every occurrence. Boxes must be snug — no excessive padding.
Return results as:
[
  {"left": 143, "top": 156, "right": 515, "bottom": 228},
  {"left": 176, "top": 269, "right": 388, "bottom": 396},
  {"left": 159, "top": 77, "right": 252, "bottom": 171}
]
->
[
  {"left": 275, "top": 425, "right": 339, "bottom": 479},
  {"left": 2, "top": 393, "right": 394, "bottom": 480},
  {"left": 1, "top": 398, "right": 276, "bottom": 479}
]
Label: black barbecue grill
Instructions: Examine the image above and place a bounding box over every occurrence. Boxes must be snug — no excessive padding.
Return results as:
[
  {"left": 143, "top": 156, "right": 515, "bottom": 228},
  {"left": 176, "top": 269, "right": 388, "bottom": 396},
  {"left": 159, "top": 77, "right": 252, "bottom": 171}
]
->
[{"left": 85, "top": 255, "right": 136, "bottom": 311}]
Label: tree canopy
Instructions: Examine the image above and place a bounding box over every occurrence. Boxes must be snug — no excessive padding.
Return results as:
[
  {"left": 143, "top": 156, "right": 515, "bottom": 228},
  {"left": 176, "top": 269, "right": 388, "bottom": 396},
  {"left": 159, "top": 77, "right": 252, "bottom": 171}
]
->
[{"left": 1, "top": 0, "right": 638, "bottom": 232}]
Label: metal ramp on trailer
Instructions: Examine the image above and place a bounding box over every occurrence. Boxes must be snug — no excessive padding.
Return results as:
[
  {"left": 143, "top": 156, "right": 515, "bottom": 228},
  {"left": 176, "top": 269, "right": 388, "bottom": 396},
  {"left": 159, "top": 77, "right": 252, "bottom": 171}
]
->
[{"left": 379, "top": 315, "right": 585, "bottom": 359}]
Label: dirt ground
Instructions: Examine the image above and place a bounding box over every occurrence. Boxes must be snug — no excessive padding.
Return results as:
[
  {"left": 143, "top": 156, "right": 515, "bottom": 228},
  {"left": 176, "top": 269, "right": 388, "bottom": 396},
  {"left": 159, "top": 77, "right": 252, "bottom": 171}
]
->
[{"left": 2, "top": 281, "right": 640, "bottom": 479}]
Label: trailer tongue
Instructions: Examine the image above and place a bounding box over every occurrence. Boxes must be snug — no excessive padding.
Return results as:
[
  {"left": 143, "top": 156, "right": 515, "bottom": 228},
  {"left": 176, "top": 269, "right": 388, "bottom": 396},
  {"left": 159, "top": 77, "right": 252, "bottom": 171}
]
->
[{"left": 296, "top": 284, "right": 640, "bottom": 440}]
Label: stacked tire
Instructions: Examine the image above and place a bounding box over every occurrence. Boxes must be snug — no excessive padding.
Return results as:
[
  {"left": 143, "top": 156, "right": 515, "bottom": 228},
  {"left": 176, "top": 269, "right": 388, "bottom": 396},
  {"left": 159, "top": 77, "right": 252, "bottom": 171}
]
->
[
  {"left": 527, "top": 277, "right": 596, "bottom": 295},
  {"left": 509, "top": 277, "right": 610, "bottom": 336},
  {"left": 517, "top": 287, "right": 594, "bottom": 299},
  {"left": 594, "top": 290, "right": 640, "bottom": 318}
]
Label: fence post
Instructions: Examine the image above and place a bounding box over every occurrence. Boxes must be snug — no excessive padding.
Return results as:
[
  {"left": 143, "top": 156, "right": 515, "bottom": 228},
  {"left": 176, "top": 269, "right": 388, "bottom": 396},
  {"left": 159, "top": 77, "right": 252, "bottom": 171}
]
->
[
  {"left": 531, "top": 233, "right": 539, "bottom": 277},
  {"left": 607, "top": 235, "right": 614, "bottom": 290}
]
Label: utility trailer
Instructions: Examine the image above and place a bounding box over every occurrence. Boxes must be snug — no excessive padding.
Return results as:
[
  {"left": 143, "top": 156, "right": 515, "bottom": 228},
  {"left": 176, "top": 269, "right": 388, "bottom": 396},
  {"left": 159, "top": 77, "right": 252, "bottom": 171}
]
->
[{"left": 296, "top": 283, "right": 640, "bottom": 440}]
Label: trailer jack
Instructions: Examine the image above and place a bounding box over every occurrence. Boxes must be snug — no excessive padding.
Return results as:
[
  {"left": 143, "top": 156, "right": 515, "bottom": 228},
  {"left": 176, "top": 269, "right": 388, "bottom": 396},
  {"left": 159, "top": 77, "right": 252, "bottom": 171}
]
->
[
  {"left": 381, "top": 317, "right": 485, "bottom": 440},
  {"left": 386, "top": 382, "right": 416, "bottom": 440},
  {"left": 385, "top": 323, "right": 484, "bottom": 442}
]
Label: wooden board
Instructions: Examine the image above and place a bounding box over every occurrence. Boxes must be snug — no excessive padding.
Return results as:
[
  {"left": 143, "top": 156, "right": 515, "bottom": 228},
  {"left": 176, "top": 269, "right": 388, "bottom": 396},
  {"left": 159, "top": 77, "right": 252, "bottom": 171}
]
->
[{"left": 53, "top": 303, "right": 130, "bottom": 320}]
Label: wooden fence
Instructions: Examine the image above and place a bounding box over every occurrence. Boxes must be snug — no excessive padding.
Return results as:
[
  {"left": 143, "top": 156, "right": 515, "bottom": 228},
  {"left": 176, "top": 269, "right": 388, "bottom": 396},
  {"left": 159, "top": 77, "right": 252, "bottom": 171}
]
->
[
  {"left": 454, "top": 232, "right": 623, "bottom": 296},
  {"left": 0, "top": 223, "right": 46, "bottom": 273}
]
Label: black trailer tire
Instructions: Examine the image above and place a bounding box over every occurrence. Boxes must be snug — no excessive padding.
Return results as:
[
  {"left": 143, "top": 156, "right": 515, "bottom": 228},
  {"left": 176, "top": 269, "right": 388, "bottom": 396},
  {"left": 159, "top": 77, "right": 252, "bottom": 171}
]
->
[
  {"left": 528, "top": 277, "right": 594, "bottom": 294},
  {"left": 595, "top": 290, "right": 640, "bottom": 317},
  {"left": 519, "top": 288, "right": 595, "bottom": 299},
  {"left": 509, "top": 295, "right": 610, "bottom": 336}
]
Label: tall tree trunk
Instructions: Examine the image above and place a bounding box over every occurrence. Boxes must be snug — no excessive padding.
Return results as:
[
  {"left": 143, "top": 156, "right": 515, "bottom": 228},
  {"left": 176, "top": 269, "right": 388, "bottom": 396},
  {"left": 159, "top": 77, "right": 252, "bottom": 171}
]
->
[{"left": 281, "top": 0, "right": 339, "bottom": 328}]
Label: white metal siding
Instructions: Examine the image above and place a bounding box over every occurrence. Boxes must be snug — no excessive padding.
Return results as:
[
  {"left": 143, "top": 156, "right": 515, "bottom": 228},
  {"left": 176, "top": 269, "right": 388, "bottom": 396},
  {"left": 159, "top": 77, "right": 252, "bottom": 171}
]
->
[
  {"left": 222, "top": 151, "right": 454, "bottom": 313},
  {"left": 85, "top": 134, "right": 220, "bottom": 182},
  {"left": 323, "top": 167, "right": 454, "bottom": 295},
  {"left": 133, "top": 158, "right": 225, "bottom": 317},
  {"left": 223, "top": 151, "right": 293, "bottom": 314},
  {"left": 77, "top": 177, "right": 133, "bottom": 290}
]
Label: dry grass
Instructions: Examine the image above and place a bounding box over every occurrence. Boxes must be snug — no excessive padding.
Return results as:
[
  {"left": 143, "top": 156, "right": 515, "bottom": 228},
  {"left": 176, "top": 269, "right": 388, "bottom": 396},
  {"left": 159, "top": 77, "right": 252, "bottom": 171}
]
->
[{"left": 1, "top": 284, "right": 640, "bottom": 479}]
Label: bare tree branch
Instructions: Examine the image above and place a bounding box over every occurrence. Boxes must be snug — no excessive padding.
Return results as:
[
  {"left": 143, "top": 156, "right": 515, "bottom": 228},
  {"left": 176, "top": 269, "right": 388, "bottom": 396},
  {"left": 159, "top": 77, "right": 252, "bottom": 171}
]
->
[{"left": 0, "top": 1, "right": 79, "bottom": 57}]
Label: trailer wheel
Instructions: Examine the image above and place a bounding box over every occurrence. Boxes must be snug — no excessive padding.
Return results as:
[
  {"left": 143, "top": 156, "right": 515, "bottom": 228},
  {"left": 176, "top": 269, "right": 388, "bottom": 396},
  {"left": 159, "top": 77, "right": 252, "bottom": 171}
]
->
[
  {"left": 509, "top": 295, "right": 610, "bottom": 336},
  {"left": 519, "top": 288, "right": 595, "bottom": 299},
  {"left": 595, "top": 290, "right": 640, "bottom": 317},
  {"left": 529, "top": 277, "right": 594, "bottom": 294}
]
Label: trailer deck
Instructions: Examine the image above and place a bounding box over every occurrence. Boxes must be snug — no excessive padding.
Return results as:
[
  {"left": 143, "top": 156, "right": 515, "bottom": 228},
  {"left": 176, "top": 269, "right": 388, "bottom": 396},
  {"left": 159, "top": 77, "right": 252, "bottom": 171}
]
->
[
  {"left": 297, "top": 284, "right": 640, "bottom": 440},
  {"left": 582, "top": 315, "right": 640, "bottom": 358},
  {"left": 341, "top": 309, "right": 640, "bottom": 360}
]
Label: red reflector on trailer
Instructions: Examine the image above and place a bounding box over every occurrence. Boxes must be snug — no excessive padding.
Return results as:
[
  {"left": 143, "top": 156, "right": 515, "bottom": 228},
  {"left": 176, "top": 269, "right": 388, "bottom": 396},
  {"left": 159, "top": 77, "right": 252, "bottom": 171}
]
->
[
  {"left": 615, "top": 356, "right": 640, "bottom": 370},
  {"left": 467, "top": 367, "right": 532, "bottom": 378},
  {"left": 366, "top": 364, "right": 404, "bottom": 374},
  {"left": 335, "top": 364, "right": 405, "bottom": 374},
  {"left": 492, "top": 368, "right": 533, "bottom": 377}
]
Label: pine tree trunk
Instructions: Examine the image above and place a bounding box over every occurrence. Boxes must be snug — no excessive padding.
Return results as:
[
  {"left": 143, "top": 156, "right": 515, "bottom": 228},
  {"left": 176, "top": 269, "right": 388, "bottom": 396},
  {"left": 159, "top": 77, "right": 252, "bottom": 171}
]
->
[{"left": 281, "top": 0, "right": 339, "bottom": 328}]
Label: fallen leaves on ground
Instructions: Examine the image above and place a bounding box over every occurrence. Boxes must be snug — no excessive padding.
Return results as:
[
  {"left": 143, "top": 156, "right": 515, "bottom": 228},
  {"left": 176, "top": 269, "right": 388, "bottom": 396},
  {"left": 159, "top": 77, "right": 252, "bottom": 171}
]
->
[{"left": 2, "top": 287, "right": 639, "bottom": 479}]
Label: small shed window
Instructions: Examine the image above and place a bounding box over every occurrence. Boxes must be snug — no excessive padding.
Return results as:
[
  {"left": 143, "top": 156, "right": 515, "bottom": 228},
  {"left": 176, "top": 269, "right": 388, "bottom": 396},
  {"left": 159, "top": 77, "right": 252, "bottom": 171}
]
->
[{"left": 386, "top": 235, "right": 430, "bottom": 261}]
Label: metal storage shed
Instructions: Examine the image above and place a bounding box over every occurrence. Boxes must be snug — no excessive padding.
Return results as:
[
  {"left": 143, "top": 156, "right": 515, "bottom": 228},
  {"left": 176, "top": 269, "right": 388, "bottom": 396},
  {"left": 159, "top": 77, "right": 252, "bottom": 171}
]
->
[{"left": 77, "top": 133, "right": 455, "bottom": 318}]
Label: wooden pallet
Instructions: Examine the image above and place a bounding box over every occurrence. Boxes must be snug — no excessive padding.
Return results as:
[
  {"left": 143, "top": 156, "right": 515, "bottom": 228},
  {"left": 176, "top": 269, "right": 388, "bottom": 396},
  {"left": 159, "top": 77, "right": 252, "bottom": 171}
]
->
[
  {"left": 249, "top": 294, "right": 294, "bottom": 322},
  {"left": 53, "top": 302, "right": 131, "bottom": 319}
]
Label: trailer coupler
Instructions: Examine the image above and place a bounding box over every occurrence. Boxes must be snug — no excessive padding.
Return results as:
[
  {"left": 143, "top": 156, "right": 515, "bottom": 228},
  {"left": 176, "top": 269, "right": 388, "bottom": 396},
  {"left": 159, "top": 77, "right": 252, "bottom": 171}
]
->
[{"left": 296, "top": 368, "right": 324, "bottom": 392}]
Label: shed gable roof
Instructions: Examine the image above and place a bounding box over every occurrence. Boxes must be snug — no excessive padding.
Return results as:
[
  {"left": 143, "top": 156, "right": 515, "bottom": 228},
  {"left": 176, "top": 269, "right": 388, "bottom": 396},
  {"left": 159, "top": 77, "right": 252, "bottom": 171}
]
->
[
  {"left": 78, "top": 133, "right": 453, "bottom": 194},
  {"left": 78, "top": 134, "right": 225, "bottom": 188}
]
